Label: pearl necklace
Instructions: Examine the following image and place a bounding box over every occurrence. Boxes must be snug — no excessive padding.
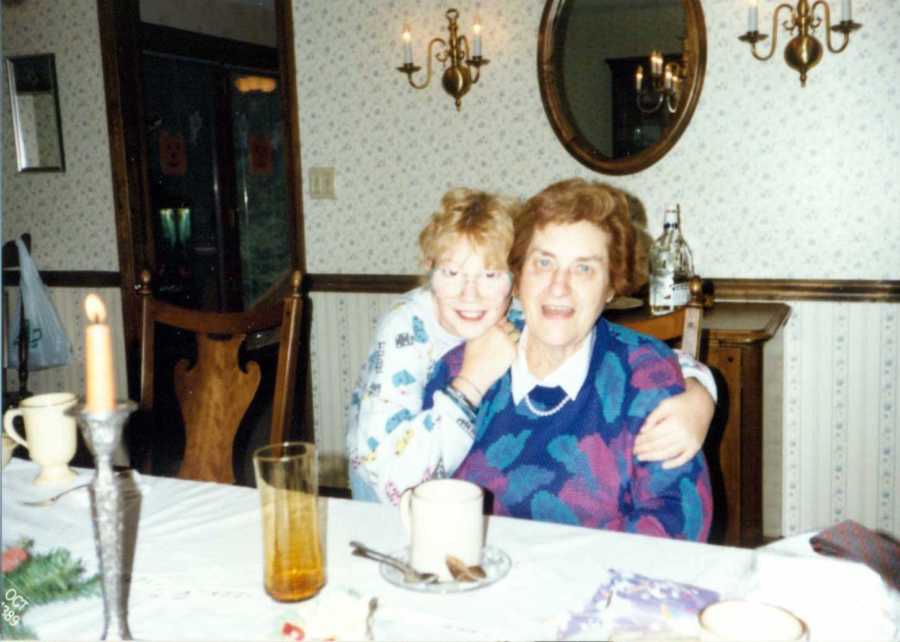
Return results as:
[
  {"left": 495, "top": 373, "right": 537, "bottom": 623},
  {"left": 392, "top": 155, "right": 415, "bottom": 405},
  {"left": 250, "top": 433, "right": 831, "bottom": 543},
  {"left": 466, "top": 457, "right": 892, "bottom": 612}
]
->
[{"left": 523, "top": 391, "right": 570, "bottom": 417}]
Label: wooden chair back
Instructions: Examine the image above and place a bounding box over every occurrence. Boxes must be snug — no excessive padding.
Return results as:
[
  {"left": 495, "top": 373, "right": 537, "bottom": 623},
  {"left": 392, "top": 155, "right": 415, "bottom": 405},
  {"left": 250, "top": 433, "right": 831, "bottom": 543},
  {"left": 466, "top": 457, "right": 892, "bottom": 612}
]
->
[
  {"left": 137, "top": 269, "right": 303, "bottom": 483},
  {"left": 617, "top": 276, "right": 704, "bottom": 358}
]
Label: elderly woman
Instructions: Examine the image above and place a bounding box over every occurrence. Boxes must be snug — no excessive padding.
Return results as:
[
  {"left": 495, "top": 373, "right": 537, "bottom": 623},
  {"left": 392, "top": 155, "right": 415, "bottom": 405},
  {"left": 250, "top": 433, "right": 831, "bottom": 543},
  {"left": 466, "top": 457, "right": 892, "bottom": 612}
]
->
[
  {"left": 349, "top": 185, "right": 716, "bottom": 512},
  {"left": 426, "top": 179, "right": 712, "bottom": 540}
]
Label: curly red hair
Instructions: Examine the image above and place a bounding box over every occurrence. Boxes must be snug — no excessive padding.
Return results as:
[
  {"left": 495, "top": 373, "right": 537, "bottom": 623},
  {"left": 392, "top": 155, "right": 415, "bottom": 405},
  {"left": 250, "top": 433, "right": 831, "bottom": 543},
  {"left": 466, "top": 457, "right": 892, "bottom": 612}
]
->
[
  {"left": 418, "top": 187, "right": 519, "bottom": 272},
  {"left": 509, "top": 178, "right": 638, "bottom": 296}
]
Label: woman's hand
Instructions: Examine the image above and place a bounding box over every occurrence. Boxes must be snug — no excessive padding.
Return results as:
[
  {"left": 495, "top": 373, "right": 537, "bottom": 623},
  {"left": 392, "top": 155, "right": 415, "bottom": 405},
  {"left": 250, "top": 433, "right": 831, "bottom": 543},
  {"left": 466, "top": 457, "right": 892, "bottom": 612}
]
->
[
  {"left": 453, "top": 320, "right": 519, "bottom": 405},
  {"left": 633, "top": 378, "right": 715, "bottom": 469}
]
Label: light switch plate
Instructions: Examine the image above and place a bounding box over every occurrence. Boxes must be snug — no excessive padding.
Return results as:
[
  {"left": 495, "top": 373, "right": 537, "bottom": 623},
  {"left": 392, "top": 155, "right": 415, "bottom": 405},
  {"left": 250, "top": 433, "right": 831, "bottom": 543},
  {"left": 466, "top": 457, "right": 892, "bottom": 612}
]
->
[{"left": 309, "top": 166, "right": 335, "bottom": 199}]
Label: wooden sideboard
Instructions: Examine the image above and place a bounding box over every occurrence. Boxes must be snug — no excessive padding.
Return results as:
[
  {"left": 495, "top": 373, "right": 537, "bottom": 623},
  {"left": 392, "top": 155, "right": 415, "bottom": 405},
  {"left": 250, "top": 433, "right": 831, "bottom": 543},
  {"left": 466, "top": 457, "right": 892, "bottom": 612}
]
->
[{"left": 608, "top": 302, "right": 791, "bottom": 548}]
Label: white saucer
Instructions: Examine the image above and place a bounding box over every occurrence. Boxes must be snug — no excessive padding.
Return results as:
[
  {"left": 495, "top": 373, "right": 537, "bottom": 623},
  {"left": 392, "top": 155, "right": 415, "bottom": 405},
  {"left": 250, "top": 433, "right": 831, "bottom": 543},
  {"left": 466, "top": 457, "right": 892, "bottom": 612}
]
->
[{"left": 379, "top": 545, "right": 511, "bottom": 594}]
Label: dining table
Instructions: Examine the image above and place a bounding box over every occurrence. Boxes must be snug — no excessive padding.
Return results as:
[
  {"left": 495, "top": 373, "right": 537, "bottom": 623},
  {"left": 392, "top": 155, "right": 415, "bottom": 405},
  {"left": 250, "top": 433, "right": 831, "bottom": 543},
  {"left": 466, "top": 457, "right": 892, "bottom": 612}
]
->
[{"left": 2, "top": 457, "right": 897, "bottom": 641}]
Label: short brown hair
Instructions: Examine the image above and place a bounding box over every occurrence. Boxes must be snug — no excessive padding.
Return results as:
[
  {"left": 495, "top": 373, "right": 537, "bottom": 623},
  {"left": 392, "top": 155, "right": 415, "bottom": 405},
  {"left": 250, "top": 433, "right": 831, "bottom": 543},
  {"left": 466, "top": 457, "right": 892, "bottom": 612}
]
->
[
  {"left": 509, "top": 178, "right": 637, "bottom": 295},
  {"left": 418, "top": 188, "right": 519, "bottom": 272}
]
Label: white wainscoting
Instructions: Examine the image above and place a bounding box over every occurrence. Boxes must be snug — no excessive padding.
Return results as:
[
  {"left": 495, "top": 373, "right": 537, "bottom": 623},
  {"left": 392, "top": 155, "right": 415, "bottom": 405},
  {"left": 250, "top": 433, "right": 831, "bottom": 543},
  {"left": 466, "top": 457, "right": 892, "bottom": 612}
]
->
[
  {"left": 308, "top": 292, "right": 900, "bottom": 539},
  {"left": 781, "top": 301, "right": 899, "bottom": 539},
  {"left": 308, "top": 291, "right": 397, "bottom": 487}
]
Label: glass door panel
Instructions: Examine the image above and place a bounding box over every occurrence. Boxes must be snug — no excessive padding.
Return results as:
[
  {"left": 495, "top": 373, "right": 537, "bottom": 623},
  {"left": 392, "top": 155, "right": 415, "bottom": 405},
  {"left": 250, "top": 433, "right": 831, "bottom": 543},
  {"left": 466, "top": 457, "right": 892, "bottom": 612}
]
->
[
  {"left": 230, "top": 70, "right": 291, "bottom": 308},
  {"left": 143, "top": 53, "right": 226, "bottom": 309}
]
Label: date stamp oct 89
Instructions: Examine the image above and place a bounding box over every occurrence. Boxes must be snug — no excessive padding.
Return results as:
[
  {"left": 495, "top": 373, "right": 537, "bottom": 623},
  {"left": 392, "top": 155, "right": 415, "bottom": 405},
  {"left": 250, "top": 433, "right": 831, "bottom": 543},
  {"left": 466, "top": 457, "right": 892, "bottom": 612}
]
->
[{"left": 2, "top": 583, "right": 31, "bottom": 629}]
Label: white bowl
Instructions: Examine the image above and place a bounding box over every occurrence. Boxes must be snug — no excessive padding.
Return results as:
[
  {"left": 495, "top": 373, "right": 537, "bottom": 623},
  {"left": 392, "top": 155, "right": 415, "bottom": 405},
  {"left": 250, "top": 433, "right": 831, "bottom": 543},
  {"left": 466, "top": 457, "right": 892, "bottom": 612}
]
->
[{"left": 698, "top": 599, "right": 808, "bottom": 641}]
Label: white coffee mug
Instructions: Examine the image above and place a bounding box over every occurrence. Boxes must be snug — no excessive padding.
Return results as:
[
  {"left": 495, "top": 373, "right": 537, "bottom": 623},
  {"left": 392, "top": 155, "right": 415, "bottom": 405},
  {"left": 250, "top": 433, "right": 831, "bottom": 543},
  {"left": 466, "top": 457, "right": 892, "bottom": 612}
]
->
[
  {"left": 400, "top": 479, "right": 485, "bottom": 582},
  {"left": 3, "top": 392, "right": 78, "bottom": 485},
  {"left": 698, "top": 599, "right": 808, "bottom": 641}
]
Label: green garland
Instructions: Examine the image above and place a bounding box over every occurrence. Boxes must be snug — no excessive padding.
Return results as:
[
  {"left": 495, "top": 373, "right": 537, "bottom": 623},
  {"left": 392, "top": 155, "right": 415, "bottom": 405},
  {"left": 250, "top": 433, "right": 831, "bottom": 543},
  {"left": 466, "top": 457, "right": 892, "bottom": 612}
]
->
[{"left": 2, "top": 538, "right": 100, "bottom": 640}]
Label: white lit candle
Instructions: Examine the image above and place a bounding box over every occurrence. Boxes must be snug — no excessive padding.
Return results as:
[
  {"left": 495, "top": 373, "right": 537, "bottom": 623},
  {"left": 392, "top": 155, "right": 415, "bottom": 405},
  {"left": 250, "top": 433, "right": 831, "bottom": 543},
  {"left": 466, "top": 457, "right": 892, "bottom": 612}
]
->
[
  {"left": 473, "top": 15, "right": 483, "bottom": 57},
  {"left": 402, "top": 24, "right": 413, "bottom": 65},
  {"left": 748, "top": 0, "right": 759, "bottom": 32},
  {"left": 635, "top": 65, "right": 644, "bottom": 92},
  {"left": 84, "top": 294, "right": 116, "bottom": 413},
  {"left": 651, "top": 51, "right": 663, "bottom": 76},
  {"left": 664, "top": 67, "right": 673, "bottom": 90},
  {"left": 841, "top": 0, "right": 851, "bottom": 22}
]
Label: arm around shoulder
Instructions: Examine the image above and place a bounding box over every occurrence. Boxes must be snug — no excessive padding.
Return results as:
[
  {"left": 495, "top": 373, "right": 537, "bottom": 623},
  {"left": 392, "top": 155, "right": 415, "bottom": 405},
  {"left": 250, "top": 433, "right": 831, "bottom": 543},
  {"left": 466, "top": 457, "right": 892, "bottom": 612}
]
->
[{"left": 347, "top": 306, "right": 475, "bottom": 504}]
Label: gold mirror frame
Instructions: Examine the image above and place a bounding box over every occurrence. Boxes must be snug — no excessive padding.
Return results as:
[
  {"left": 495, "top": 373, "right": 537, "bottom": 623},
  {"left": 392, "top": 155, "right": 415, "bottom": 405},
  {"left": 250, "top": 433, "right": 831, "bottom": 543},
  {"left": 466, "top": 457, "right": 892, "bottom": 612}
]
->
[{"left": 537, "top": 0, "right": 707, "bottom": 175}]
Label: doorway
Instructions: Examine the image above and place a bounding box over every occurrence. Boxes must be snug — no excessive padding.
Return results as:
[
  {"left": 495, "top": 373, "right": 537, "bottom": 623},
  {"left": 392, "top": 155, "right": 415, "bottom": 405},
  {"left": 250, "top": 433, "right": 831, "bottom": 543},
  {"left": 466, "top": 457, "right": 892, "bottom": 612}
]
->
[{"left": 97, "top": 0, "right": 310, "bottom": 478}]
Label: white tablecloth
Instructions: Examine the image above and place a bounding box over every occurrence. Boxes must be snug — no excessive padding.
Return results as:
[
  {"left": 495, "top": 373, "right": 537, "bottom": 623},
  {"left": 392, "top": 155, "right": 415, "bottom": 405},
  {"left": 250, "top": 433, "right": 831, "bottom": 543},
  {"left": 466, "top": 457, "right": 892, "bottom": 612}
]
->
[{"left": 2, "top": 458, "right": 897, "bottom": 641}]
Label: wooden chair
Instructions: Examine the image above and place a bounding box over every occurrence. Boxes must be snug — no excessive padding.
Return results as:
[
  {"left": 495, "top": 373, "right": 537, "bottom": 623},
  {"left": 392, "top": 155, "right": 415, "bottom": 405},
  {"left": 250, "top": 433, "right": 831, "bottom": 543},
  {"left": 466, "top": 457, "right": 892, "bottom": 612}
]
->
[
  {"left": 137, "top": 269, "right": 303, "bottom": 483},
  {"left": 616, "top": 276, "right": 705, "bottom": 358}
]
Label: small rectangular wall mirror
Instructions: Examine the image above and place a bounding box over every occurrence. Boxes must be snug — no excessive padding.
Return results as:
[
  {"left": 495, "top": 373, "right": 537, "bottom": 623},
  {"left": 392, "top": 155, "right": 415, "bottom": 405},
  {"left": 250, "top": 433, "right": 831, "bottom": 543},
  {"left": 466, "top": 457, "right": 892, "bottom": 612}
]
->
[{"left": 6, "top": 54, "right": 66, "bottom": 172}]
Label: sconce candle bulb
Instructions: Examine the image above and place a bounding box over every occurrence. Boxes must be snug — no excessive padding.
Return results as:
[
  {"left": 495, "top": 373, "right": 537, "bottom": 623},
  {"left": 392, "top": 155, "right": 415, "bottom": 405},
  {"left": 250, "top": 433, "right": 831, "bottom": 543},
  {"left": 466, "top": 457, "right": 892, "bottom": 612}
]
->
[
  {"left": 473, "top": 16, "right": 483, "bottom": 57},
  {"left": 738, "top": 0, "right": 861, "bottom": 87},
  {"left": 748, "top": 0, "right": 759, "bottom": 32},
  {"left": 634, "top": 41, "right": 689, "bottom": 115},
  {"left": 402, "top": 24, "right": 413, "bottom": 65},
  {"left": 396, "top": 8, "right": 489, "bottom": 111},
  {"left": 651, "top": 50, "right": 663, "bottom": 75}
]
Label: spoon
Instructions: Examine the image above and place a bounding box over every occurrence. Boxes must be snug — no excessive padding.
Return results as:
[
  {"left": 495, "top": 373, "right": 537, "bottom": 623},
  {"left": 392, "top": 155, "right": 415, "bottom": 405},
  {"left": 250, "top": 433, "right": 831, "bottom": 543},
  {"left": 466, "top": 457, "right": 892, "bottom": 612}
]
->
[
  {"left": 350, "top": 541, "right": 439, "bottom": 584},
  {"left": 19, "top": 470, "right": 142, "bottom": 507},
  {"left": 19, "top": 483, "right": 90, "bottom": 507}
]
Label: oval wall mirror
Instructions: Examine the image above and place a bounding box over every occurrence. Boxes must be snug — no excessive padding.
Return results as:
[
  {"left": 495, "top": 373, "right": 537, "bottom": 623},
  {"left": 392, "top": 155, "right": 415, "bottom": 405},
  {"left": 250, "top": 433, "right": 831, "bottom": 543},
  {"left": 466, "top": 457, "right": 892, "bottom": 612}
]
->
[{"left": 538, "top": 0, "right": 706, "bottom": 175}]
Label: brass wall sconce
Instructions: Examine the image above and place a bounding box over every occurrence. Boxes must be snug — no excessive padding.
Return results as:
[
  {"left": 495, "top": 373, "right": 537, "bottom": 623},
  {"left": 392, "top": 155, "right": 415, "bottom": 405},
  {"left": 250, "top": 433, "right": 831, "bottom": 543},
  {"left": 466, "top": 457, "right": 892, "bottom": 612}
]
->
[
  {"left": 634, "top": 47, "right": 688, "bottom": 115},
  {"left": 397, "top": 8, "right": 489, "bottom": 111},
  {"left": 739, "top": 0, "right": 861, "bottom": 87}
]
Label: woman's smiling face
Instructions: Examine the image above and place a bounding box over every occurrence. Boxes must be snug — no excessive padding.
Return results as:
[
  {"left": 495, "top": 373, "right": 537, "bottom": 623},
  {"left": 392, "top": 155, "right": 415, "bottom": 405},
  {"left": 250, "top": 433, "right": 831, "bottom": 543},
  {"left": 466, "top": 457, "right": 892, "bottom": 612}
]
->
[
  {"left": 430, "top": 237, "right": 512, "bottom": 340},
  {"left": 516, "top": 221, "right": 613, "bottom": 367}
]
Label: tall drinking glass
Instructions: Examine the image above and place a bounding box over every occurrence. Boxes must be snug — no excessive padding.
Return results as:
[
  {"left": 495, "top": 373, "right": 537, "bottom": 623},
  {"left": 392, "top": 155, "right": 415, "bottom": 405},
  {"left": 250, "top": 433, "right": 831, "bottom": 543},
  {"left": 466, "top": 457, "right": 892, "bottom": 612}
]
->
[{"left": 253, "top": 442, "right": 325, "bottom": 602}]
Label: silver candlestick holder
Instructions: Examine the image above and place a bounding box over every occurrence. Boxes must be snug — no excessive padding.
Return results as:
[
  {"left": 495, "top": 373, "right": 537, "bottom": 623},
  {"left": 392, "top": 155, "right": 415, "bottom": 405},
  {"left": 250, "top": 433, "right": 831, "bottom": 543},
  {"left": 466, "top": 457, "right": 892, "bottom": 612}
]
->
[{"left": 77, "top": 401, "right": 137, "bottom": 641}]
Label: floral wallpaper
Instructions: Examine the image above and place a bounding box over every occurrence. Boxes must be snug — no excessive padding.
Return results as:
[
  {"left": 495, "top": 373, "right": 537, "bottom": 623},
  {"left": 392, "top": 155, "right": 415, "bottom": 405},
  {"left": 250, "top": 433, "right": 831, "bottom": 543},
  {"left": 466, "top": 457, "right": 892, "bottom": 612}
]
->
[
  {"left": 2, "top": 0, "right": 118, "bottom": 271},
  {"left": 294, "top": 0, "right": 900, "bottom": 280},
  {"left": 5, "top": 0, "right": 897, "bottom": 277}
]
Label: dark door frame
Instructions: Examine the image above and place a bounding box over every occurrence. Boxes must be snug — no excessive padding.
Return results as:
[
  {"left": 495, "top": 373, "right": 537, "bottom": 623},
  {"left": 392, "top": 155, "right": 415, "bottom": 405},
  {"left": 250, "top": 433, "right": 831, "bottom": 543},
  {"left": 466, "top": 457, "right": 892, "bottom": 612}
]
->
[{"left": 96, "top": 0, "right": 307, "bottom": 413}]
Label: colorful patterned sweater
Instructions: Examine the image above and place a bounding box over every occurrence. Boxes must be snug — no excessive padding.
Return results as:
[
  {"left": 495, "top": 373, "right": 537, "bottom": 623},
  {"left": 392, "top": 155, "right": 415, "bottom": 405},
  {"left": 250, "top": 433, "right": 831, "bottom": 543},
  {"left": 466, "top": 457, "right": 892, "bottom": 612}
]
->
[{"left": 425, "top": 319, "right": 713, "bottom": 541}]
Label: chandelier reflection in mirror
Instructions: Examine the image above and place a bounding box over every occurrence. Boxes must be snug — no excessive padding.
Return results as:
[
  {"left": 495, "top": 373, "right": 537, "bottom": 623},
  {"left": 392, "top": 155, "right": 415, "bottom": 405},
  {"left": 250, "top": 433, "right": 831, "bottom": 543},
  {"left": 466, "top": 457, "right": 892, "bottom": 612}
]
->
[
  {"left": 739, "top": 0, "right": 861, "bottom": 87},
  {"left": 634, "top": 46, "right": 688, "bottom": 115},
  {"left": 397, "top": 8, "right": 489, "bottom": 111}
]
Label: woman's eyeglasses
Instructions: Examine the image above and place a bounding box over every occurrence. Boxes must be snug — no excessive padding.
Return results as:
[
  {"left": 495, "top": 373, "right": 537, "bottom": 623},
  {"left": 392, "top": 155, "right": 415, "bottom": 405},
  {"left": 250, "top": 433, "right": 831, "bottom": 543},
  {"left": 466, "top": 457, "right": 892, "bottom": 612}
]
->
[{"left": 430, "top": 267, "right": 512, "bottom": 298}]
